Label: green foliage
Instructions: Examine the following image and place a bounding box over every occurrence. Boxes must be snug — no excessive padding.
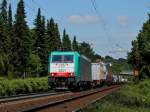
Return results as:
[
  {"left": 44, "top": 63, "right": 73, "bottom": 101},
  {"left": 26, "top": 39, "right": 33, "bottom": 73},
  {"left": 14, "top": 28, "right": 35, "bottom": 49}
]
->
[
  {"left": 0, "top": 0, "right": 102, "bottom": 77},
  {"left": 0, "top": 77, "right": 49, "bottom": 96},
  {"left": 62, "top": 29, "right": 72, "bottom": 51},
  {"left": 34, "top": 9, "right": 47, "bottom": 57},
  {"left": 0, "top": 0, "right": 13, "bottom": 76},
  {"left": 13, "top": 0, "right": 32, "bottom": 76},
  {"left": 72, "top": 36, "right": 79, "bottom": 51},
  {"left": 78, "top": 42, "right": 94, "bottom": 60},
  {"left": 111, "top": 63, "right": 122, "bottom": 75},
  {"left": 105, "top": 56, "right": 132, "bottom": 75},
  {"left": 128, "top": 13, "right": 150, "bottom": 78},
  {"left": 79, "top": 80, "right": 150, "bottom": 112},
  {"left": 54, "top": 23, "right": 62, "bottom": 50},
  {"left": 8, "top": 4, "right": 12, "bottom": 29},
  {"left": 77, "top": 41, "right": 102, "bottom": 61},
  {"left": 46, "top": 18, "right": 61, "bottom": 52},
  {"left": 0, "top": 0, "right": 7, "bottom": 25},
  {"left": 0, "top": 53, "right": 13, "bottom": 76},
  {"left": 27, "top": 53, "right": 42, "bottom": 75}
]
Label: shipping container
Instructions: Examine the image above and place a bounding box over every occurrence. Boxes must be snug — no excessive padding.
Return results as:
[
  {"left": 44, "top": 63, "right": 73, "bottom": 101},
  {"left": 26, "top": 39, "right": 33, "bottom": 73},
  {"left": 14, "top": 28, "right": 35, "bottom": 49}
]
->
[{"left": 91, "top": 62, "right": 107, "bottom": 85}]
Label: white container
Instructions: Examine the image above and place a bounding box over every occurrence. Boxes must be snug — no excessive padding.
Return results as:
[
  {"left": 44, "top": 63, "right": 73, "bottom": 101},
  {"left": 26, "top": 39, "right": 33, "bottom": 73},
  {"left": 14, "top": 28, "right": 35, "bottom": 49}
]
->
[{"left": 92, "top": 62, "right": 107, "bottom": 81}]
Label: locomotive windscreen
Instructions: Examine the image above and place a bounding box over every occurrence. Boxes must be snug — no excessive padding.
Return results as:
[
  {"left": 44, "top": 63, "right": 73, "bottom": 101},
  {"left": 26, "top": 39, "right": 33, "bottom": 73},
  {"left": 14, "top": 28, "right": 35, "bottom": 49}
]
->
[
  {"left": 64, "top": 55, "right": 74, "bottom": 63},
  {"left": 52, "top": 55, "right": 74, "bottom": 63},
  {"left": 52, "top": 55, "right": 62, "bottom": 62}
]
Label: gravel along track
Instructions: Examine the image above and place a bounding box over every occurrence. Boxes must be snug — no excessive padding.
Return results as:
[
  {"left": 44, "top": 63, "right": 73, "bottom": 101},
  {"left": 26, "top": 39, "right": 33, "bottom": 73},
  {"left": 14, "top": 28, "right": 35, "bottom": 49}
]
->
[
  {"left": 0, "top": 91, "right": 72, "bottom": 112},
  {"left": 33, "top": 85, "right": 120, "bottom": 112},
  {"left": 0, "top": 85, "right": 120, "bottom": 112},
  {"left": 0, "top": 91, "right": 70, "bottom": 103},
  {"left": 25, "top": 85, "right": 120, "bottom": 112}
]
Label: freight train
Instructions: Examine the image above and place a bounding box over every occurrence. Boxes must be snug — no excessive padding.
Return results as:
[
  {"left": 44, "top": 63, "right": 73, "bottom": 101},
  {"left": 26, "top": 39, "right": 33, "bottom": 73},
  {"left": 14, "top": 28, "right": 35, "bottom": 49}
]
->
[{"left": 48, "top": 51, "right": 117, "bottom": 89}]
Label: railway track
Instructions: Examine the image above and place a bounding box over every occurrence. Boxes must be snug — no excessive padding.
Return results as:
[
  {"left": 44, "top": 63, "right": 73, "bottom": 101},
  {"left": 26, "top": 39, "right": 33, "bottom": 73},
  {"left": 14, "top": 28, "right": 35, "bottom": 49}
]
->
[
  {"left": 0, "top": 85, "right": 120, "bottom": 112},
  {"left": 23, "top": 85, "right": 120, "bottom": 112},
  {"left": 0, "top": 91, "right": 70, "bottom": 104}
]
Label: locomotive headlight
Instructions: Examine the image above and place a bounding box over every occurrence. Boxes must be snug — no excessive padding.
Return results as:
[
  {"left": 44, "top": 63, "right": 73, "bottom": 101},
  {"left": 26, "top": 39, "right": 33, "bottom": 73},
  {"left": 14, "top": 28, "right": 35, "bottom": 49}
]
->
[
  {"left": 51, "top": 73, "right": 54, "bottom": 76},
  {"left": 70, "top": 73, "right": 74, "bottom": 76}
]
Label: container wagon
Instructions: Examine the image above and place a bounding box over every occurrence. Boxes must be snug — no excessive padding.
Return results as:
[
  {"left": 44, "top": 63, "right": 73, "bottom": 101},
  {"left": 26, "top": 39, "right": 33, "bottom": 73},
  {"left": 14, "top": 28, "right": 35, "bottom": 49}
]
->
[
  {"left": 91, "top": 62, "right": 107, "bottom": 86},
  {"left": 48, "top": 51, "right": 92, "bottom": 89}
]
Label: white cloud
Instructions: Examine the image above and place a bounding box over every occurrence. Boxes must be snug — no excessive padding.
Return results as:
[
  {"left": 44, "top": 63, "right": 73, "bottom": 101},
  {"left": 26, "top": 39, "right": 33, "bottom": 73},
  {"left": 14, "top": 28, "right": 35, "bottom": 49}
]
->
[
  {"left": 117, "top": 16, "right": 128, "bottom": 26},
  {"left": 67, "top": 15, "right": 102, "bottom": 24}
]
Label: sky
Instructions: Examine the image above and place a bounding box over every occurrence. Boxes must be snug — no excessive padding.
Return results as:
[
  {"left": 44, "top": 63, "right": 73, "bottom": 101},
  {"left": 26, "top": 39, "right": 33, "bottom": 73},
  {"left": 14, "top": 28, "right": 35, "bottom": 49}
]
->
[{"left": 4, "top": 0, "right": 150, "bottom": 59}]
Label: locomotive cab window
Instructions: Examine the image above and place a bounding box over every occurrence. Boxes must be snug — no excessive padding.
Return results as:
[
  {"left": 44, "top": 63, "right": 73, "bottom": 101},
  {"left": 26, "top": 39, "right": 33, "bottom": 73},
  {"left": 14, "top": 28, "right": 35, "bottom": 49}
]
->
[
  {"left": 51, "top": 55, "right": 73, "bottom": 63},
  {"left": 64, "top": 55, "right": 74, "bottom": 63},
  {"left": 52, "top": 55, "right": 62, "bottom": 63}
]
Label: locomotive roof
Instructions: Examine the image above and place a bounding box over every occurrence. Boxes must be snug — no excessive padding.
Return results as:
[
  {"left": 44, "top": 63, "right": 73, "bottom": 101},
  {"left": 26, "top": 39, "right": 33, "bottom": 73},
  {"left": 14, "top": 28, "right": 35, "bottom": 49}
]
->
[
  {"left": 49, "top": 51, "right": 91, "bottom": 62},
  {"left": 49, "top": 51, "right": 80, "bottom": 55}
]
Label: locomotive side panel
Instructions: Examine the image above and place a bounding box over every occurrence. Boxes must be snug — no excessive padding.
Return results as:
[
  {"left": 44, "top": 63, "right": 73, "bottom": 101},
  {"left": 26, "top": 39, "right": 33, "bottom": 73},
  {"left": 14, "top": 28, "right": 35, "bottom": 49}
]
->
[{"left": 78, "top": 55, "right": 92, "bottom": 82}]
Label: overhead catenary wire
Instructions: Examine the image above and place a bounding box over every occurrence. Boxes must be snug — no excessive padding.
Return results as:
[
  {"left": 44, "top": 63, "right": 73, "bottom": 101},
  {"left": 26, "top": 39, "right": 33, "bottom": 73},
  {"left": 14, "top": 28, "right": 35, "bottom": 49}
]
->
[
  {"left": 31, "top": 0, "right": 65, "bottom": 36},
  {"left": 91, "top": 0, "right": 128, "bottom": 56},
  {"left": 90, "top": 0, "right": 109, "bottom": 36},
  {"left": 90, "top": 0, "right": 99, "bottom": 15},
  {"left": 91, "top": 0, "right": 112, "bottom": 40},
  {"left": 90, "top": 0, "right": 114, "bottom": 55},
  {"left": 31, "top": 0, "right": 49, "bottom": 16},
  {"left": 25, "top": 2, "right": 37, "bottom": 14}
]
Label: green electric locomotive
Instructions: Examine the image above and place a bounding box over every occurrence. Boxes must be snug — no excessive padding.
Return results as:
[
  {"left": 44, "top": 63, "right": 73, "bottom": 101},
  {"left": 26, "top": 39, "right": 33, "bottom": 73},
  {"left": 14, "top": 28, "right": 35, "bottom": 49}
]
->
[{"left": 48, "top": 51, "right": 92, "bottom": 89}]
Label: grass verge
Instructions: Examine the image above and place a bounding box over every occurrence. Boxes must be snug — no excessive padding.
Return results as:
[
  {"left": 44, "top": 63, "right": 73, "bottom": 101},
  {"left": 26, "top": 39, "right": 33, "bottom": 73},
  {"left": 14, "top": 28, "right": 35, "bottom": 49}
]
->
[
  {"left": 78, "top": 80, "right": 150, "bottom": 112},
  {"left": 0, "top": 77, "right": 49, "bottom": 96}
]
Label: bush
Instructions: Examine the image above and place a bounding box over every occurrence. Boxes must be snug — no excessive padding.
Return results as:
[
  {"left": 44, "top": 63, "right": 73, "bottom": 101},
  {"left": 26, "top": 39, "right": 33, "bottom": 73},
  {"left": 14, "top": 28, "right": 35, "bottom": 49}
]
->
[
  {"left": 0, "top": 77, "right": 49, "bottom": 96},
  {"left": 79, "top": 79, "right": 150, "bottom": 112}
]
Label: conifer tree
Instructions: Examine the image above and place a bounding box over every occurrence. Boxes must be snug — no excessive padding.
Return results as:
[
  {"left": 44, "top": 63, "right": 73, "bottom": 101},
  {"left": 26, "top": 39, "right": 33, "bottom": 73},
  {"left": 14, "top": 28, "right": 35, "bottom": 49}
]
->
[
  {"left": 0, "top": 0, "right": 98, "bottom": 77},
  {"left": 46, "top": 19, "right": 53, "bottom": 51},
  {"left": 13, "top": 0, "right": 31, "bottom": 76},
  {"left": 34, "top": 8, "right": 42, "bottom": 49},
  {"left": 47, "top": 18, "right": 55, "bottom": 51},
  {"left": 0, "top": 1, "right": 5, "bottom": 52},
  {"left": 40, "top": 16, "right": 47, "bottom": 74},
  {"left": 66, "top": 34, "right": 72, "bottom": 50},
  {"left": 34, "top": 8, "right": 47, "bottom": 75},
  {"left": 54, "top": 23, "right": 62, "bottom": 50},
  {"left": 62, "top": 29, "right": 72, "bottom": 51},
  {"left": 0, "top": 14, "right": 3, "bottom": 53},
  {"left": 8, "top": 4, "right": 12, "bottom": 29},
  {"left": 34, "top": 9, "right": 46, "bottom": 56},
  {"left": 40, "top": 15, "right": 47, "bottom": 57},
  {"left": 7, "top": 4, "right": 13, "bottom": 52},
  {"left": 0, "top": 0, "right": 12, "bottom": 75},
  {"left": 72, "top": 36, "right": 78, "bottom": 51},
  {"left": 46, "top": 18, "right": 60, "bottom": 51},
  {"left": 41, "top": 16, "right": 47, "bottom": 50},
  {"left": 0, "top": 0, "right": 8, "bottom": 52},
  {"left": 0, "top": 0, "right": 7, "bottom": 25}
]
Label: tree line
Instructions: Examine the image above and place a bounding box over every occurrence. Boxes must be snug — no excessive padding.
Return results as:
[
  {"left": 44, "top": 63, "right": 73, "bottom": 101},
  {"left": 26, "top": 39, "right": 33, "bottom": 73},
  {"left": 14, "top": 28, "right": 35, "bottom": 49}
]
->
[
  {"left": 0, "top": 0, "right": 100, "bottom": 78},
  {"left": 127, "top": 13, "right": 150, "bottom": 78}
]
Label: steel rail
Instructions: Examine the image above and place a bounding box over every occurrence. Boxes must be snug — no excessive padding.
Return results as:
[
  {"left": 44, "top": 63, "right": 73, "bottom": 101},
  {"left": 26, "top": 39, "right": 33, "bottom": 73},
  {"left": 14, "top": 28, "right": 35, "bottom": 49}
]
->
[
  {"left": 0, "top": 91, "right": 71, "bottom": 103},
  {"left": 22, "top": 85, "right": 120, "bottom": 112}
]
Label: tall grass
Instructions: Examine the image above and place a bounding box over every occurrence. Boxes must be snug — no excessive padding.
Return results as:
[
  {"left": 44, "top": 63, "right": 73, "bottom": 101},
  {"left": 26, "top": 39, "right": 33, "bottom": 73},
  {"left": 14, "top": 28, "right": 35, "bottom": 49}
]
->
[
  {"left": 79, "top": 79, "right": 150, "bottom": 112},
  {"left": 0, "top": 77, "right": 49, "bottom": 96}
]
